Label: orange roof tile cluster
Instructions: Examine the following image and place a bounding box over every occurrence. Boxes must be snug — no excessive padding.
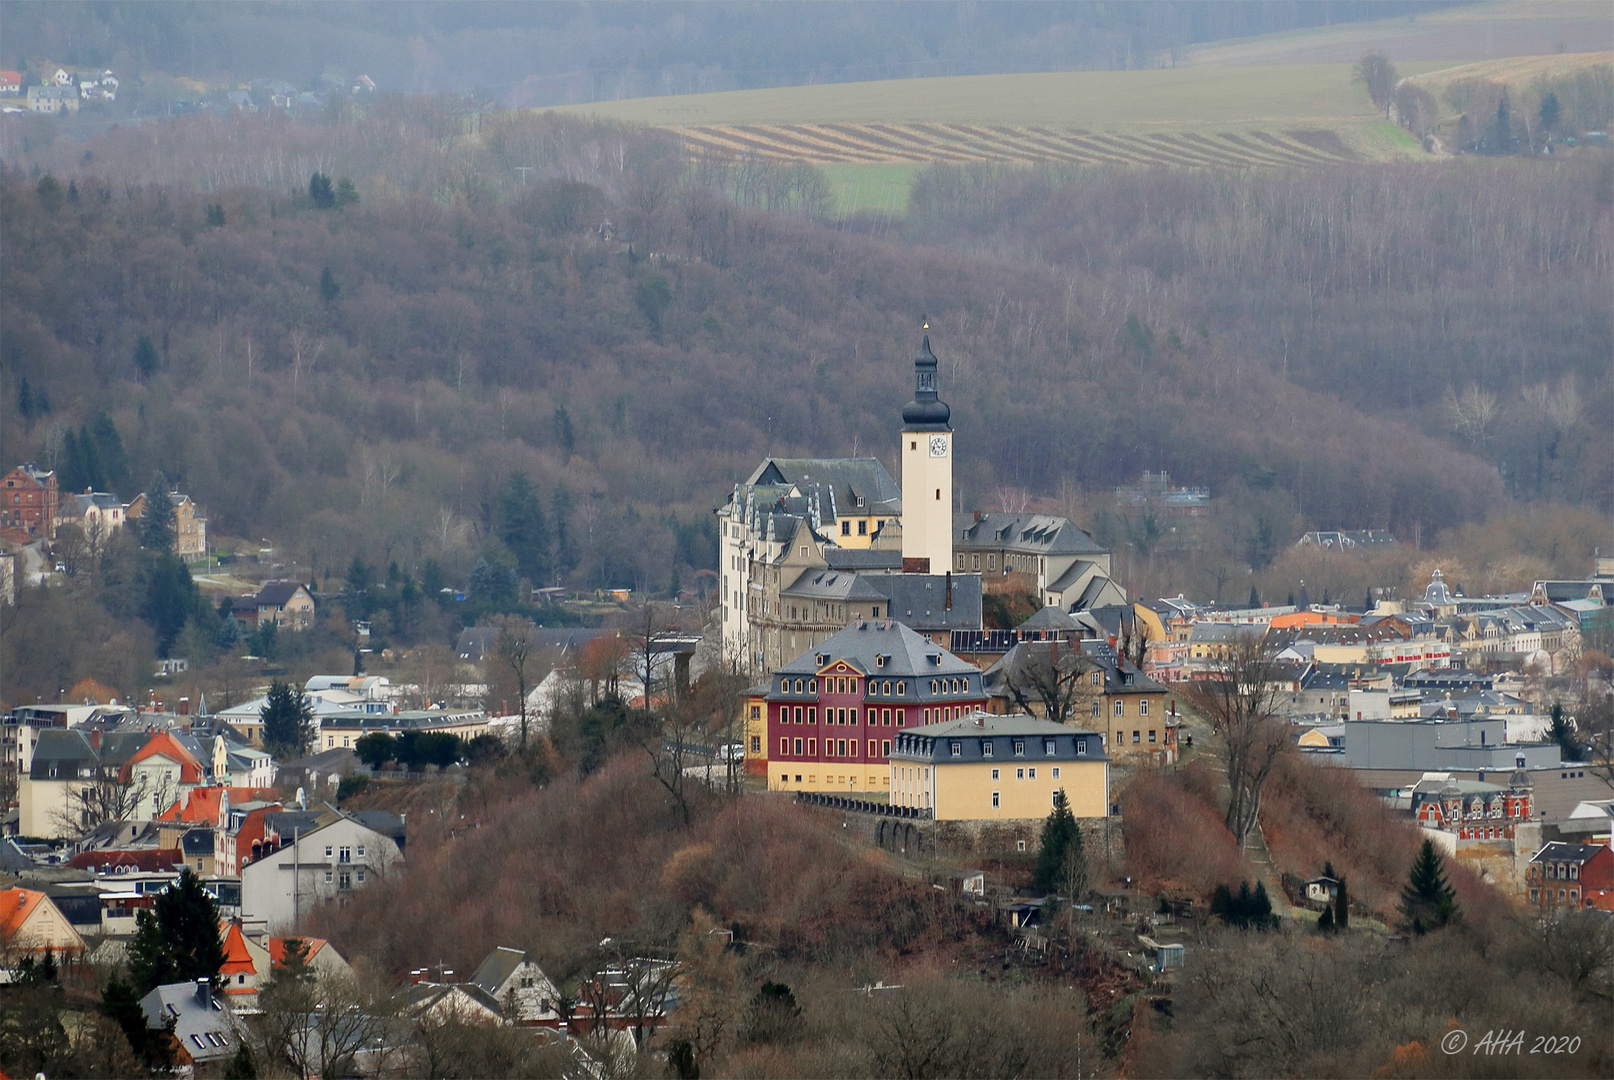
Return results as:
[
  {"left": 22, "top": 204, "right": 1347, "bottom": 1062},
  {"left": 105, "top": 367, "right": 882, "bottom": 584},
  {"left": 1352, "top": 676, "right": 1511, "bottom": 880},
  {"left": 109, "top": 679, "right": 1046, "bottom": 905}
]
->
[
  {"left": 0, "top": 888, "right": 46, "bottom": 938},
  {"left": 270, "top": 937, "right": 328, "bottom": 967},
  {"left": 157, "top": 785, "right": 226, "bottom": 825},
  {"left": 219, "top": 923, "right": 257, "bottom": 989},
  {"left": 123, "top": 730, "right": 206, "bottom": 784}
]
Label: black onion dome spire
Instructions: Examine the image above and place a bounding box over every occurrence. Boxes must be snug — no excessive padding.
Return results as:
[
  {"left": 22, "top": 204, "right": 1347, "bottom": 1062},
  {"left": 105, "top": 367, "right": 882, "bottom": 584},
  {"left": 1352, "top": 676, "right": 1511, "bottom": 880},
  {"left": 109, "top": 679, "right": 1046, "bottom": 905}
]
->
[{"left": 902, "top": 334, "right": 951, "bottom": 429}]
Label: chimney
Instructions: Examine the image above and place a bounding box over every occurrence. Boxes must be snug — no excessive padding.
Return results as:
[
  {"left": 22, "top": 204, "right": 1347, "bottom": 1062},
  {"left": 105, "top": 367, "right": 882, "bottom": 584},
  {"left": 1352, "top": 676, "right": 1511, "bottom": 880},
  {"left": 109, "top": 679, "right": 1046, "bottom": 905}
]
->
[
  {"left": 195, "top": 978, "right": 211, "bottom": 1006},
  {"left": 973, "top": 509, "right": 981, "bottom": 522},
  {"left": 90, "top": 730, "right": 101, "bottom": 751},
  {"left": 945, "top": 571, "right": 952, "bottom": 611},
  {"left": 178, "top": 697, "right": 190, "bottom": 716}
]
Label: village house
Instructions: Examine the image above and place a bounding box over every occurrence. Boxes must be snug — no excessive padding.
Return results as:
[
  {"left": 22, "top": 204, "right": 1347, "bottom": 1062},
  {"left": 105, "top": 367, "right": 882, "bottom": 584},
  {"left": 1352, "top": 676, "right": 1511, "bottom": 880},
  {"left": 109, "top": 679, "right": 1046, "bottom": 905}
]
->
[
  {"left": 888, "top": 712, "right": 1110, "bottom": 821},
  {"left": 231, "top": 580, "right": 317, "bottom": 630},
  {"left": 1, "top": 463, "right": 58, "bottom": 542},
  {"left": 0, "top": 886, "right": 86, "bottom": 958},
  {"left": 1525, "top": 842, "right": 1614, "bottom": 912},
  {"left": 1409, "top": 765, "right": 1535, "bottom": 842},
  {"left": 468, "top": 946, "right": 563, "bottom": 1024},
  {"left": 125, "top": 489, "right": 208, "bottom": 560},
  {"left": 240, "top": 812, "right": 403, "bottom": 931},
  {"left": 0, "top": 71, "right": 21, "bottom": 95},
  {"left": 26, "top": 84, "right": 78, "bottom": 113},
  {"left": 139, "top": 981, "right": 245, "bottom": 1066}
]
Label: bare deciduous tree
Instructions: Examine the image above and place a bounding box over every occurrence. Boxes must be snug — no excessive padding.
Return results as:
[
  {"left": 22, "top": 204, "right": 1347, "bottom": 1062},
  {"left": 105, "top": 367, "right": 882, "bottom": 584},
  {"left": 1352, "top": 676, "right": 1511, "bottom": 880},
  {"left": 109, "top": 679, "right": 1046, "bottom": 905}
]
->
[
  {"left": 1181, "top": 633, "right": 1291, "bottom": 849},
  {"left": 1001, "top": 640, "right": 1100, "bottom": 726}
]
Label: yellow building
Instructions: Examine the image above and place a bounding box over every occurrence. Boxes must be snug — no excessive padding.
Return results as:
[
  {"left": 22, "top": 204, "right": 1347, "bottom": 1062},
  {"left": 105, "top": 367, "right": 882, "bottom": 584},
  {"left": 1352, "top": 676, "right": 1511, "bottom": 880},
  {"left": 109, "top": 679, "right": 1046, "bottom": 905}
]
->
[{"left": 889, "top": 712, "right": 1109, "bottom": 821}]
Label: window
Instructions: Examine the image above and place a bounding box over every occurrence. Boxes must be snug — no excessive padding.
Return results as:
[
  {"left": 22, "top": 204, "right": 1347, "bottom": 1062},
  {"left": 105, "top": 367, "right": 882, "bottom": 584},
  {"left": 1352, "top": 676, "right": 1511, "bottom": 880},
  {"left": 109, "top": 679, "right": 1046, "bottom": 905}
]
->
[
  {"left": 357, "top": 870, "right": 365, "bottom": 883},
  {"left": 1139, "top": 699, "right": 1150, "bottom": 716},
  {"left": 808, "top": 707, "right": 816, "bottom": 723},
  {"left": 794, "top": 738, "right": 804, "bottom": 755},
  {"left": 1133, "top": 730, "right": 1141, "bottom": 744},
  {"left": 339, "top": 846, "right": 352, "bottom": 863},
  {"left": 325, "top": 871, "right": 334, "bottom": 883},
  {"left": 806, "top": 738, "right": 815, "bottom": 755},
  {"left": 958, "top": 554, "right": 967, "bottom": 570},
  {"left": 991, "top": 768, "right": 1000, "bottom": 780},
  {"left": 1091, "top": 701, "right": 1101, "bottom": 718},
  {"left": 780, "top": 738, "right": 789, "bottom": 756},
  {"left": 808, "top": 679, "right": 817, "bottom": 693},
  {"left": 325, "top": 846, "right": 334, "bottom": 858},
  {"left": 992, "top": 791, "right": 1000, "bottom": 808},
  {"left": 1149, "top": 730, "right": 1157, "bottom": 743},
  {"left": 338, "top": 871, "right": 352, "bottom": 889},
  {"left": 1013, "top": 740, "right": 1025, "bottom": 756},
  {"left": 1114, "top": 700, "right": 1125, "bottom": 716},
  {"left": 1052, "top": 766, "right": 1061, "bottom": 779},
  {"left": 869, "top": 740, "right": 878, "bottom": 756},
  {"left": 1028, "top": 767, "right": 1036, "bottom": 779},
  {"left": 751, "top": 705, "right": 760, "bottom": 720},
  {"left": 859, "top": 520, "right": 868, "bottom": 536},
  {"left": 1044, "top": 739, "right": 1056, "bottom": 756},
  {"left": 751, "top": 736, "right": 761, "bottom": 753},
  {"left": 837, "top": 739, "right": 847, "bottom": 756},
  {"left": 1052, "top": 790, "right": 1062, "bottom": 807},
  {"left": 1016, "top": 768, "right": 1025, "bottom": 780},
  {"left": 950, "top": 742, "right": 962, "bottom": 757},
  {"left": 850, "top": 708, "right": 858, "bottom": 724},
  {"left": 841, "top": 520, "right": 851, "bottom": 535},
  {"left": 192, "top": 1035, "right": 207, "bottom": 1049},
  {"left": 794, "top": 706, "right": 803, "bottom": 723},
  {"left": 882, "top": 740, "right": 891, "bottom": 756},
  {"left": 883, "top": 708, "right": 892, "bottom": 724},
  {"left": 897, "top": 682, "right": 905, "bottom": 695},
  {"left": 1092, "top": 671, "right": 1103, "bottom": 687},
  {"left": 357, "top": 845, "right": 365, "bottom": 858}
]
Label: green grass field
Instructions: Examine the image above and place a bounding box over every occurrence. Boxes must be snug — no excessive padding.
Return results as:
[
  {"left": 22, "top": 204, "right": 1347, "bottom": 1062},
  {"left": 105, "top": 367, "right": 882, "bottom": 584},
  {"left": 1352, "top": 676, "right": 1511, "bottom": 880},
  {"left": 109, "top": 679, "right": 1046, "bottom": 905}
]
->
[
  {"left": 818, "top": 163, "right": 925, "bottom": 216},
  {"left": 560, "top": 62, "right": 1457, "bottom": 129}
]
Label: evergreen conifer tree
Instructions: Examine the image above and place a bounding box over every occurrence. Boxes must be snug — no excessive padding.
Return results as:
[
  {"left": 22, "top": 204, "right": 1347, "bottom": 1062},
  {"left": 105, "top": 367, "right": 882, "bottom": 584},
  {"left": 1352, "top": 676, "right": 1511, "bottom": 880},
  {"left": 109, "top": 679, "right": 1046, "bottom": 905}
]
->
[
  {"left": 127, "top": 868, "right": 224, "bottom": 993},
  {"left": 1034, "top": 789, "right": 1086, "bottom": 895},
  {"left": 261, "top": 680, "right": 314, "bottom": 760},
  {"left": 1335, "top": 874, "right": 1349, "bottom": 930},
  {"left": 1399, "top": 838, "right": 1459, "bottom": 934}
]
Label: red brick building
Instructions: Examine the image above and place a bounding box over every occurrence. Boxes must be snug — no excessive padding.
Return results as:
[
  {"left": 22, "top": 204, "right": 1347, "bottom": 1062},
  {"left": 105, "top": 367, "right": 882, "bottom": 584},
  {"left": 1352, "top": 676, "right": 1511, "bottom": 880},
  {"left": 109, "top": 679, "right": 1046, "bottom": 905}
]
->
[
  {"left": 1526, "top": 842, "right": 1614, "bottom": 912},
  {"left": 1, "top": 463, "right": 58, "bottom": 542},
  {"left": 765, "top": 618, "right": 986, "bottom": 794}
]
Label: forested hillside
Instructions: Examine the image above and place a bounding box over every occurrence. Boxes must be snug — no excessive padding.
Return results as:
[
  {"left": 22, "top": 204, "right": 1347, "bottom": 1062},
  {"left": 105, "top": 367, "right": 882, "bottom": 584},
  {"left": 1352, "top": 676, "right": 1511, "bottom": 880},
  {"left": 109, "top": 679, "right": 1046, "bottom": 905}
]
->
[{"left": 1, "top": 107, "right": 1609, "bottom": 605}]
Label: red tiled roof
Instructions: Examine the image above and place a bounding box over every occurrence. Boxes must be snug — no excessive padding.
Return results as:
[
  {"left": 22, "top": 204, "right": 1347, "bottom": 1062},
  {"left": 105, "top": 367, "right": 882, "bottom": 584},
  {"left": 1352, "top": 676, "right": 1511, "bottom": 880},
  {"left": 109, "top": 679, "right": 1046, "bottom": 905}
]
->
[
  {"left": 270, "top": 937, "right": 328, "bottom": 967},
  {"left": 123, "top": 730, "right": 205, "bottom": 784},
  {"left": 64, "top": 849, "right": 182, "bottom": 872},
  {"left": 0, "top": 888, "right": 46, "bottom": 938},
  {"left": 157, "top": 785, "right": 226, "bottom": 825},
  {"left": 219, "top": 922, "right": 257, "bottom": 983}
]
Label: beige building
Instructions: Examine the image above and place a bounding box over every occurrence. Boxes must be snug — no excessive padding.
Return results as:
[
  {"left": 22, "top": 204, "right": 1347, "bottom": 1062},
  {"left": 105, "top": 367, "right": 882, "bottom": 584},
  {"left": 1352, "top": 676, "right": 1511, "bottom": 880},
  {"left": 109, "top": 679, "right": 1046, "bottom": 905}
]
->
[
  {"left": 889, "top": 712, "right": 1109, "bottom": 821},
  {"left": 0, "top": 888, "right": 86, "bottom": 958},
  {"left": 126, "top": 490, "right": 208, "bottom": 560}
]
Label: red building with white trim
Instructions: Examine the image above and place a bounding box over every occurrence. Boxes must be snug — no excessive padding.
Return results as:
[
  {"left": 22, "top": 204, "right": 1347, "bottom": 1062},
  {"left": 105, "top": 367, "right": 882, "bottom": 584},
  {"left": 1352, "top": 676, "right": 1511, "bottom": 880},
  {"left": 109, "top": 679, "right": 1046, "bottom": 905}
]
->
[{"left": 765, "top": 618, "right": 985, "bottom": 794}]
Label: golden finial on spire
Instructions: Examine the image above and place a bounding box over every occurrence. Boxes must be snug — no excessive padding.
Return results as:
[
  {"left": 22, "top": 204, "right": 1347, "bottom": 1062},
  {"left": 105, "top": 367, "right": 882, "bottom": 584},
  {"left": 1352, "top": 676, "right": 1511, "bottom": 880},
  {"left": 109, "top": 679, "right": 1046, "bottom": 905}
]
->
[{"left": 922, "top": 314, "right": 930, "bottom": 331}]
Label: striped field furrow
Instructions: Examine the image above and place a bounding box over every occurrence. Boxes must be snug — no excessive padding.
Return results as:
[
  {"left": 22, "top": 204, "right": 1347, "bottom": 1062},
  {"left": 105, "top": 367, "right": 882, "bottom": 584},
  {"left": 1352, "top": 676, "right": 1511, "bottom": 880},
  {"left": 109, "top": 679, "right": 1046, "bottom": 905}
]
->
[{"left": 669, "top": 122, "right": 1368, "bottom": 171}]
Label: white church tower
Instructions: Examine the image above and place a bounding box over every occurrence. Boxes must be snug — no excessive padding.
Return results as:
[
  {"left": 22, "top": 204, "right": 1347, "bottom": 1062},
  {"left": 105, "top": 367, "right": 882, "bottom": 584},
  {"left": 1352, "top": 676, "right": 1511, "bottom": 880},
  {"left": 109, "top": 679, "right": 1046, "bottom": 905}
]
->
[{"left": 900, "top": 330, "right": 953, "bottom": 574}]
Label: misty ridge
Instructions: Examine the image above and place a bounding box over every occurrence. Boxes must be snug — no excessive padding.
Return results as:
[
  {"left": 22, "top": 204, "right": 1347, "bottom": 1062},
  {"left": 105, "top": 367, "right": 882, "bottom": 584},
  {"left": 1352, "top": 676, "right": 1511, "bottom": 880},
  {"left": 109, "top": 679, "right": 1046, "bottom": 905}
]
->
[{"left": 6, "top": 1, "right": 1462, "bottom": 105}]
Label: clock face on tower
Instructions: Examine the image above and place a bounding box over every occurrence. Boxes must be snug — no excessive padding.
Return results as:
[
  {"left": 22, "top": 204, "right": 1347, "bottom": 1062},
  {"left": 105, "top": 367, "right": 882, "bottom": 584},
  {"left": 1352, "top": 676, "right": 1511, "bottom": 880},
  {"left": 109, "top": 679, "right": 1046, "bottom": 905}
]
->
[{"left": 928, "top": 435, "right": 949, "bottom": 458}]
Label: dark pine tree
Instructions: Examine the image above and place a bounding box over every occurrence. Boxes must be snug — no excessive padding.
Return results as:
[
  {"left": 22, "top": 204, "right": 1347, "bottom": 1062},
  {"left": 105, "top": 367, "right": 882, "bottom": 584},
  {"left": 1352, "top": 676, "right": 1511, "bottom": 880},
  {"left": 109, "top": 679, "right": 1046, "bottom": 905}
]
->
[
  {"left": 140, "top": 477, "right": 177, "bottom": 555},
  {"left": 1399, "top": 838, "right": 1459, "bottom": 934},
  {"left": 260, "top": 679, "right": 315, "bottom": 760},
  {"left": 1335, "top": 874, "right": 1350, "bottom": 930},
  {"left": 1034, "top": 789, "right": 1083, "bottom": 894},
  {"left": 133, "top": 335, "right": 160, "bottom": 378},
  {"left": 127, "top": 868, "right": 224, "bottom": 993},
  {"left": 499, "top": 471, "right": 550, "bottom": 586}
]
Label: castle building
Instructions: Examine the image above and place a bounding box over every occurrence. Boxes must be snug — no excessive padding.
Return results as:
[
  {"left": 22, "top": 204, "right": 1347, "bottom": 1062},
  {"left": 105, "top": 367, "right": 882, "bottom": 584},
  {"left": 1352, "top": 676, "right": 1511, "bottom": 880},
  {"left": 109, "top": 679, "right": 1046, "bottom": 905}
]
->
[
  {"left": 715, "top": 333, "right": 1122, "bottom": 674},
  {"left": 764, "top": 619, "right": 986, "bottom": 794}
]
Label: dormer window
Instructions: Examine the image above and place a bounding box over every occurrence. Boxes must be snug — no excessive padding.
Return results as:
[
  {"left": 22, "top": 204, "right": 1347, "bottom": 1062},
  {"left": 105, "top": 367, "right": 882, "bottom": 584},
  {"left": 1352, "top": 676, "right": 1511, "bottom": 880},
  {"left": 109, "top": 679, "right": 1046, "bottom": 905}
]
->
[
  {"left": 808, "top": 679, "right": 817, "bottom": 693},
  {"left": 1013, "top": 740, "right": 1025, "bottom": 756},
  {"left": 982, "top": 742, "right": 993, "bottom": 758}
]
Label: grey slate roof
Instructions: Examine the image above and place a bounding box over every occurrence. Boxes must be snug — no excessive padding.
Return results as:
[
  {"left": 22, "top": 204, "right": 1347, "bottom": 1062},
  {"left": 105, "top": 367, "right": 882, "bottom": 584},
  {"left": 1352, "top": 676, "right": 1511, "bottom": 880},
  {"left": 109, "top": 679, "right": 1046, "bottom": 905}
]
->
[
  {"left": 1530, "top": 841, "right": 1609, "bottom": 865},
  {"left": 745, "top": 458, "right": 903, "bottom": 515},
  {"left": 140, "top": 983, "right": 243, "bottom": 1063},
  {"left": 1017, "top": 606, "right": 1080, "bottom": 633},
  {"left": 254, "top": 580, "right": 310, "bottom": 607},
  {"left": 469, "top": 946, "right": 527, "bottom": 997},
  {"left": 775, "top": 619, "right": 978, "bottom": 679},
  {"left": 823, "top": 548, "right": 903, "bottom": 572},
  {"left": 782, "top": 569, "right": 889, "bottom": 603},
  {"left": 890, "top": 712, "right": 1109, "bottom": 764},
  {"left": 955, "top": 513, "right": 1106, "bottom": 557},
  {"left": 867, "top": 574, "right": 982, "bottom": 633}
]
